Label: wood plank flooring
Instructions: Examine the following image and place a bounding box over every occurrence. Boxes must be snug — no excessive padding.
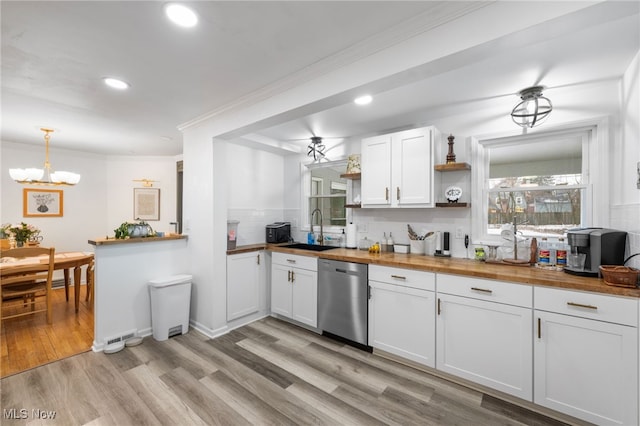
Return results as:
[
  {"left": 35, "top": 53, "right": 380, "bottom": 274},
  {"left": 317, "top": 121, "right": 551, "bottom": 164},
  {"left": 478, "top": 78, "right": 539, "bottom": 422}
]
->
[
  {"left": 1, "top": 287, "right": 94, "bottom": 378},
  {"left": 1, "top": 316, "right": 588, "bottom": 425}
]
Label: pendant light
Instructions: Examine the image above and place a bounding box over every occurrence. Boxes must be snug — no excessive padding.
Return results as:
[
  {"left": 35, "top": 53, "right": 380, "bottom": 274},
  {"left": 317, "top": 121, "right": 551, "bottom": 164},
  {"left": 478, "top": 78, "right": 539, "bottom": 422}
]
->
[
  {"left": 9, "top": 128, "right": 81, "bottom": 186},
  {"left": 511, "top": 86, "right": 553, "bottom": 128},
  {"left": 307, "top": 136, "right": 326, "bottom": 160}
]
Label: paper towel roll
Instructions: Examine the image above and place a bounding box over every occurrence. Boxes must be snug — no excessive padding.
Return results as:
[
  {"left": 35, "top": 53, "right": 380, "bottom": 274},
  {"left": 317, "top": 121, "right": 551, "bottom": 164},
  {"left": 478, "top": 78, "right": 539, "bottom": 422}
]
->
[{"left": 346, "top": 223, "right": 357, "bottom": 248}]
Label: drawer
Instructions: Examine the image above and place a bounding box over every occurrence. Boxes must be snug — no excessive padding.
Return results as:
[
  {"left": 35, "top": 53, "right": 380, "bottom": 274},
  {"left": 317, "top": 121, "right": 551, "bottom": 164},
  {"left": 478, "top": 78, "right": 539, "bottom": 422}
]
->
[
  {"left": 271, "top": 252, "right": 317, "bottom": 271},
  {"left": 535, "top": 286, "right": 638, "bottom": 326},
  {"left": 369, "top": 265, "right": 435, "bottom": 291},
  {"left": 437, "top": 274, "right": 532, "bottom": 308}
]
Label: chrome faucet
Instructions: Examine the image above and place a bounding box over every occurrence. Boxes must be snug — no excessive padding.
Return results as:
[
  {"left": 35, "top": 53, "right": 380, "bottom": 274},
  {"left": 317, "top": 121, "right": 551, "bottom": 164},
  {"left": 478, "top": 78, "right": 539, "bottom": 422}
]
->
[{"left": 310, "top": 208, "right": 324, "bottom": 246}]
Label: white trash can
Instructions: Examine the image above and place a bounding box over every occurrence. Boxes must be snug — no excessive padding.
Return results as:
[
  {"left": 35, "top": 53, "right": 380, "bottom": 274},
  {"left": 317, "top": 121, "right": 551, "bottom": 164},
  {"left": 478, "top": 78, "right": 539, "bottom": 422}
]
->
[{"left": 148, "top": 274, "right": 192, "bottom": 341}]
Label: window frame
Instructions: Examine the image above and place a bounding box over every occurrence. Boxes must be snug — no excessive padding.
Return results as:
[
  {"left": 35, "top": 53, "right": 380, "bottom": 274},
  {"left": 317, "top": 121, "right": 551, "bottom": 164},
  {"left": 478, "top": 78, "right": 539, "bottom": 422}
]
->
[
  {"left": 470, "top": 118, "right": 610, "bottom": 246},
  {"left": 300, "top": 159, "right": 349, "bottom": 233}
]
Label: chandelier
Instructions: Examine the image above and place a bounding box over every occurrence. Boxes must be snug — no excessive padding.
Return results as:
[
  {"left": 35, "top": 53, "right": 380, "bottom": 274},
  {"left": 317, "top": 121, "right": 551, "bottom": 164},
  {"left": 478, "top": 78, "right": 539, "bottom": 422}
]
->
[
  {"left": 9, "top": 128, "right": 81, "bottom": 186},
  {"left": 511, "top": 86, "right": 553, "bottom": 128}
]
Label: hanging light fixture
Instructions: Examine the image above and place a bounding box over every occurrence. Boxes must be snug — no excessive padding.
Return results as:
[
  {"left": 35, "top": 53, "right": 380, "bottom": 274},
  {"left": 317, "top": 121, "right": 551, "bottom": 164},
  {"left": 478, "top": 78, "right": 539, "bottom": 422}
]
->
[
  {"left": 511, "top": 86, "right": 553, "bottom": 128},
  {"left": 307, "top": 136, "right": 326, "bottom": 160},
  {"left": 9, "top": 128, "right": 81, "bottom": 186}
]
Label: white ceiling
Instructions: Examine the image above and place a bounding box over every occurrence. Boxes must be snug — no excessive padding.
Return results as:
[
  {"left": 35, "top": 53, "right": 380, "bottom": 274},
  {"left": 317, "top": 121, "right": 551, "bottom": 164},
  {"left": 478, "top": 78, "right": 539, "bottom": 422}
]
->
[{"left": 2, "top": 1, "right": 639, "bottom": 157}]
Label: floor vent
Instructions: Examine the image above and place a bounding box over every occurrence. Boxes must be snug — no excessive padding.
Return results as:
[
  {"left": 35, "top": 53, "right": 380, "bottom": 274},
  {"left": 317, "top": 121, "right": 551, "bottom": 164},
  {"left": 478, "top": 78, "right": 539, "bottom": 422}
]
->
[
  {"left": 168, "top": 325, "right": 183, "bottom": 338},
  {"left": 105, "top": 330, "right": 136, "bottom": 346}
]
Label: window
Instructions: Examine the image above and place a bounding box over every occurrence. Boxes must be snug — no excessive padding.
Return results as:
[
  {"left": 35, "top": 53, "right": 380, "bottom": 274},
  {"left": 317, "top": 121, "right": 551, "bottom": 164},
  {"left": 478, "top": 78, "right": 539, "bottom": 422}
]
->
[
  {"left": 303, "top": 160, "right": 348, "bottom": 231},
  {"left": 472, "top": 121, "right": 609, "bottom": 244}
]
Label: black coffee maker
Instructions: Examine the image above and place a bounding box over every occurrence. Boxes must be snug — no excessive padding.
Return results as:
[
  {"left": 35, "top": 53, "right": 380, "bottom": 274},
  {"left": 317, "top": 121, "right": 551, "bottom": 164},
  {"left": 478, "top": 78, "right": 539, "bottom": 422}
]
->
[{"left": 565, "top": 228, "right": 627, "bottom": 277}]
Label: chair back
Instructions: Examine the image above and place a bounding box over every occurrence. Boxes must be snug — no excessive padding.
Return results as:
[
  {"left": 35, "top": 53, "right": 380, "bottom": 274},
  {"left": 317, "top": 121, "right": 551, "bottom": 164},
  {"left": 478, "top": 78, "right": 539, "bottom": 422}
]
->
[{"left": 1, "top": 247, "right": 55, "bottom": 287}]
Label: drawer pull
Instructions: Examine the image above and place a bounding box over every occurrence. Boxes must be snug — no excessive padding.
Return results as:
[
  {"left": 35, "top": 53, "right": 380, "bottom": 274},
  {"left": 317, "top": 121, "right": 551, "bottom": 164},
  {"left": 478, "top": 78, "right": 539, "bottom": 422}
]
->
[
  {"left": 390, "top": 275, "right": 406, "bottom": 280},
  {"left": 286, "top": 259, "right": 296, "bottom": 263},
  {"left": 257, "top": 254, "right": 260, "bottom": 265},
  {"left": 567, "top": 302, "right": 598, "bottom": 310},
  {"left": 437, "top": 298, "right": 441, "bottom": 315},
  {"left": 471, "top": 287, "right": 493, "bottom": 294}
]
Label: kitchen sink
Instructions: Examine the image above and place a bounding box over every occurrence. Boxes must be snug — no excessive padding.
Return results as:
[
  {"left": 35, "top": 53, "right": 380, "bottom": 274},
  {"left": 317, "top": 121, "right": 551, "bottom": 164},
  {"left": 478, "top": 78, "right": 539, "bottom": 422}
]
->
[{"left": 282, "top": 243, "right": 338, "bottom": 252}]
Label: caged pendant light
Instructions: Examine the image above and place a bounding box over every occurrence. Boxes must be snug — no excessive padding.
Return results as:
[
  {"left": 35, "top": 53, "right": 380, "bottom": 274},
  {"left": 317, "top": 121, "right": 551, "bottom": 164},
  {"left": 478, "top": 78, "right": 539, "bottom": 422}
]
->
[
  {"left": 511, "top": 86, "right": 553, "bottom": 128},
  {"left": 9, "top": 128, "right": 81, "bottom": 186}
]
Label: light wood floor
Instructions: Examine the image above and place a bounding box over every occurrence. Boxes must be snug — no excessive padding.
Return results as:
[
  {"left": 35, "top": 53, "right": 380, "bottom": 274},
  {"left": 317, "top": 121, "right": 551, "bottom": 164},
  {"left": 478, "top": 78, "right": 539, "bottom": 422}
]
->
[
  {"left": 1, "top": 286, "right": 94, "bottom": 378},
  {"left": 1, "top": 316, "right": 585, "bottom": 425}
]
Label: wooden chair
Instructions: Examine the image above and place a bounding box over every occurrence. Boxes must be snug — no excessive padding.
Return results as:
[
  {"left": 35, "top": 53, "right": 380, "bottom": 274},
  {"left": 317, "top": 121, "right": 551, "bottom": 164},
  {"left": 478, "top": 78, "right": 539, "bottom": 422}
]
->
[
  {"left": 1, "top": 247, "right": 55, "bottom": 324},
  {"left": 85, "top": 258, "right": 95, "bottom": 306}
]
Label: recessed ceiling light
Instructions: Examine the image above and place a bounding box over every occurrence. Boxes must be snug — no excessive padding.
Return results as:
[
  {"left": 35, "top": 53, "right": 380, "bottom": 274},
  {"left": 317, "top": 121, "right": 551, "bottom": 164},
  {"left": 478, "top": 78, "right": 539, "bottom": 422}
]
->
[
  {"left": 165, "top": 3, "right": 198, "bottom": 28},
  {"left": 354, "top": 95, "right": 372, "bottom": 105},
  {"left": 103, "top": 77, "right": 130, "bottom": 90}
]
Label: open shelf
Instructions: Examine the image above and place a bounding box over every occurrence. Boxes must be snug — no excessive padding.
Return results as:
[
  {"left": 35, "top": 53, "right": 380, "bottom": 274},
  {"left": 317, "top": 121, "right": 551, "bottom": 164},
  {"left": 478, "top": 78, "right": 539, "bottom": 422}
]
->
[
  {"left": 436, "top": 202, "right": 469, "bottom": 208},
  {"left": 434, "top": 162, "right": 471, "bottom": 171},
  {"left": 340, "top": 172, "right": 361, "bottom": 180}
]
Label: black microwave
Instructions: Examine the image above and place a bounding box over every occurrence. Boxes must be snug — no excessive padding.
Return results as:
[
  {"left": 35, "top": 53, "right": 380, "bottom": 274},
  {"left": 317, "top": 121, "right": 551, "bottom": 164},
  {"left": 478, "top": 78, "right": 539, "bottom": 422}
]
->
[{"left": 266, "top": 222, "right": 291, "bottom": 243}]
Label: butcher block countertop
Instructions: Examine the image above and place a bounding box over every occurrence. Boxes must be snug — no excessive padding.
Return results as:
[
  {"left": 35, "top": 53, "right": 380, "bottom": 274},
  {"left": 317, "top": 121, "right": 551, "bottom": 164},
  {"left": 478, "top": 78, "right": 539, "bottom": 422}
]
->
[{"left": 265, "top": 245, "right": 640, "bottom": 298}]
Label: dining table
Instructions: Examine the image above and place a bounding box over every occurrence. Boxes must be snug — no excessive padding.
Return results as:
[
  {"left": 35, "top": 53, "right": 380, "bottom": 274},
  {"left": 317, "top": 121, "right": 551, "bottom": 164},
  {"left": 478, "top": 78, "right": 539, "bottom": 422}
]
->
[{"left": 0, "top": 251, "right": 94, "bottom": 312}]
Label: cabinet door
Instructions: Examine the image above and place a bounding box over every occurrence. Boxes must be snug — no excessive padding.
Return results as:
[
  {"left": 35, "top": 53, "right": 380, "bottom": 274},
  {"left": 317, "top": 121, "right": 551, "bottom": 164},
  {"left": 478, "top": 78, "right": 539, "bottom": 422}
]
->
[
  {"left": 227, "top": 251, "right": 261, "bottom": 321},
  {"left": 534, "top": 311, "right": 638, "bottom": 426},
  {"left": 291, "top": 267, "right": 317, "bottom": 328},
  {"left": 271, "top": 263, "right": 293, "bottom": 318},
  {"left": 393, "top": 127, "right": 434, "bottom": 207},
  {"left": 369, "top": 281, "right": 435, "bottom": 367},
  {"left": 436, "top": 293, "right": 532, "bottom": 400},
  {"left": 361, "top": 134, "right": 392, "bottom": 206}
]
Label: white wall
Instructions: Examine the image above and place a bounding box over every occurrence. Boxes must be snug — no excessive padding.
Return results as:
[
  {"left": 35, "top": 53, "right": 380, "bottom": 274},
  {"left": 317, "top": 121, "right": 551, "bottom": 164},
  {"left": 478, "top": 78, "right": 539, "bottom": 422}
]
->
[
  {"left": 226, "top": 143, "right": 285, "bottom": 245},
  {"left": 1, "top": 141, "right": 181, "bottom": 251},
  {"left": 611, "top": 50, "right": 640, "bottom": 268},
  {"left": 105, "top": 155, "right": 180, "bottom": 235},
  {"left": 1, "top": 141, "right": 108, "bottom": 253}
]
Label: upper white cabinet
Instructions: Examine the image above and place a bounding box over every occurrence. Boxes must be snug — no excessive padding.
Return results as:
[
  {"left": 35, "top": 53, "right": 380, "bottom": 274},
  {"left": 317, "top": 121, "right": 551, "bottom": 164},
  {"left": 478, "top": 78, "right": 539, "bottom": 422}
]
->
[
  {"left": 533, "top": 287, "right": 638, "bottom": 426},
  {"left": 227, "top": 250, "right": 265, "bottom": 322},
  {"left": 361, "top": 126, "right": 438, "bottom": 208},
  {"left": 271, "top": 252, "right": 317, "bottom": 328}
]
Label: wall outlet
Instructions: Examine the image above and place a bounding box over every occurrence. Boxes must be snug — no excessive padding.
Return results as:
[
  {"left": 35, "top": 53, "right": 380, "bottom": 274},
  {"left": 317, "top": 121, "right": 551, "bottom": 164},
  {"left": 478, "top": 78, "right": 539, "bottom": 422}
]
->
[{"left": 455, "top": 227, "right": 464, "bottom": 239}]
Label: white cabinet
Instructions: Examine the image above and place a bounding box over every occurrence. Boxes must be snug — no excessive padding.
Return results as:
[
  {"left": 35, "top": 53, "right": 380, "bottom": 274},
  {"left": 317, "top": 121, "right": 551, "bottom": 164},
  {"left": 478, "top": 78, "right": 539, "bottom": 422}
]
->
[
  {"left": 271, "top": 252, "right": 317, "bottom": 328},
  {"left": 534, "top": 287, "right": 638, "bottom": 426},
  {"left": 227, "top": 250, "right": 265, "bottom": 321},
  {"left": 368, "top": 265, "right": 436, "bottom": 367},
  {"left": 436, "top": 274, "right": 533, "bottom": 400},
  {"left": 361, "top": 126, "right": 437, "bottom": 208}
]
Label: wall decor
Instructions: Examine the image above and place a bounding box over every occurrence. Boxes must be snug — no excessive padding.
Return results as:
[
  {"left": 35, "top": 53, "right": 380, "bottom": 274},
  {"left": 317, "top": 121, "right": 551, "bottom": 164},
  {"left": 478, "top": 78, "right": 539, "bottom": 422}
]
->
[
  {"left": 23, "top": 188, "right": 63, "bottom": 217},
  {"left": 134, "top": 188, "right": 160, "bottom": 221}
]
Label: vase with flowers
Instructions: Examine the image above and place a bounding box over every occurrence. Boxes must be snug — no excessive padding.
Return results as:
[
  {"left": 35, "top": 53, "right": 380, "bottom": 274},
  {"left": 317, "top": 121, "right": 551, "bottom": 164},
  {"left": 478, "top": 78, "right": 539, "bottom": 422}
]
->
[{"left": 1, "top": 222, "right": 41, "bottom": 247}]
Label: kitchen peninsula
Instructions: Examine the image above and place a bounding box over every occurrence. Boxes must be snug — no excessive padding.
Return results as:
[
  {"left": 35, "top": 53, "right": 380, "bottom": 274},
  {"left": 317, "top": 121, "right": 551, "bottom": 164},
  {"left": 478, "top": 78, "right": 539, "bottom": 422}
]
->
[{"left": 88, "top": 235, "right": 190, "bottom": 351}]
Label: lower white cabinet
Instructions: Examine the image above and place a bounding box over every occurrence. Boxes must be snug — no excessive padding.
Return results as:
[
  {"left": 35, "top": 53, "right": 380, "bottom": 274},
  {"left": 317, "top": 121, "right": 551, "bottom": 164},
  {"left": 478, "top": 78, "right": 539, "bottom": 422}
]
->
[
  {"left": 271, "top": 252, "right": 317, "bottom": 328},
  {"left": 534, "top": 287, "right": 638, "bottom": 426},
  {"left": 227, "top": 251, "right": 264, "bottom": 321},
  {"left": 368, "top": 265, "right": 436, "bottom": 367},
  {"left": 436, "top": 275, "right": 533, "bottom": 400}
]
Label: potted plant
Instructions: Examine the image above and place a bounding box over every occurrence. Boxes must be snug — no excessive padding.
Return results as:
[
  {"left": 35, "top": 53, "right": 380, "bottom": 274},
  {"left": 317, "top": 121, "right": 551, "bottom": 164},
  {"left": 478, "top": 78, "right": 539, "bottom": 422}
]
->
[{"left": 114, "top": 220, "right": 154, "bottom": 239}]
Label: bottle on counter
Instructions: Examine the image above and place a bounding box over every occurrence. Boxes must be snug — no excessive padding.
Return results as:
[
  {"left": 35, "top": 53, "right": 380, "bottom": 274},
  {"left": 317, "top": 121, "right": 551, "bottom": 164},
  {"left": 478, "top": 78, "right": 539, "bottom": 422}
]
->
[
  {"left": 538, "top": 237, "right": 549, "bottom": 265},
  {"left": 556, "top": 237, "right": 568, "bottom": 269},
  {"left": 340, "top": 229, "right": 346, "bottom": 248},
  {"left": 387, "top": 232, "right": 394, "bottom": 252},
  {"left": 530, "top": 237, "right": 537, "bottom": 265}
]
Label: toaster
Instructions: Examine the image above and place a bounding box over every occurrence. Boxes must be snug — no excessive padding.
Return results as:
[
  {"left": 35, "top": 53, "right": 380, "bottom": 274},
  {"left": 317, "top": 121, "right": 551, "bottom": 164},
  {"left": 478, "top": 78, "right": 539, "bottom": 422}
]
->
[{"left": 266, "top": 222, "right": 291, "bottom": 243}]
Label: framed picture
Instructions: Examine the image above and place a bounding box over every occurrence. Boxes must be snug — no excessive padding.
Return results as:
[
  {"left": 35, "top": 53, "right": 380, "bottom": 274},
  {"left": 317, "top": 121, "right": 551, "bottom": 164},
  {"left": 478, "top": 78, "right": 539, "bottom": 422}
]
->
[
  {"left": 23, "top": 188, "right": 63, "bottom": 217},
  {"left": 133, "top": 188, "right": 160, "bottom": 221}
]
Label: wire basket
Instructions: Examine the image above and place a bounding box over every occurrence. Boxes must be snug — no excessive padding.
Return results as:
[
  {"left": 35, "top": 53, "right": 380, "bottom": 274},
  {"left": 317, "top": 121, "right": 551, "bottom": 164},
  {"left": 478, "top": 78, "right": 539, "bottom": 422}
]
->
[{"left": 600, "top": 266, "right": 640, "bottom": 288}]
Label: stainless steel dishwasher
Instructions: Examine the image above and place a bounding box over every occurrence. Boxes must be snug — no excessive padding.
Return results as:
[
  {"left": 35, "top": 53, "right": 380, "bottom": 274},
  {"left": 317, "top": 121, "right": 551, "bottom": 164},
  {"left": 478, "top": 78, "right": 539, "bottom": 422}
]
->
[{"left": 318, "top": 259, "right": 370, "bottom": 350}]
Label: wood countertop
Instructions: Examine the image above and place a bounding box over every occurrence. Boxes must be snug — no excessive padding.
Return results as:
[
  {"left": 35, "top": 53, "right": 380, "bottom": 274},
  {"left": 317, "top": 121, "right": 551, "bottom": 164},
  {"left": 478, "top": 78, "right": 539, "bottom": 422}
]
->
[
  {"left": 88, "top": 235, "right": 187, "bottom": 246},
  {"left": 269, "top": 245, "right": 640, "bottom": 298}
]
